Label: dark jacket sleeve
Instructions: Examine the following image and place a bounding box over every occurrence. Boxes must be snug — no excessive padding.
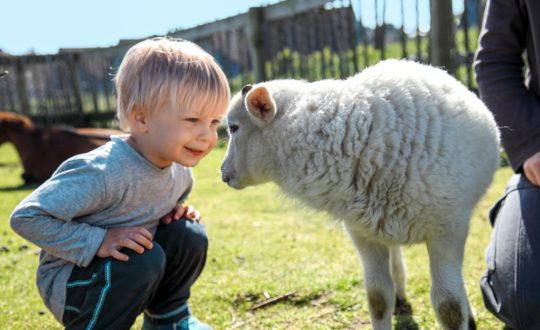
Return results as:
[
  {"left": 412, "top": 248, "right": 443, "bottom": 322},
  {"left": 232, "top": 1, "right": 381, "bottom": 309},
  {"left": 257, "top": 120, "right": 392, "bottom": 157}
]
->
[{"left": 474, "top": 0, "right": 540, "bottom": 171}]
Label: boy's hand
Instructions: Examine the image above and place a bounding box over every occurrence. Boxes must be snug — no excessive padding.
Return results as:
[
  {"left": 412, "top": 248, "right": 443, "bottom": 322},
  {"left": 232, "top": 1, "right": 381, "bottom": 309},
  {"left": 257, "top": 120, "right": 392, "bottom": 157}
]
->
[
  {"left": 161, "top": 204, "right": 201, "bottom": 224},
  {"left": 97, "top": 227, "right": 153, "bottom": 262}
]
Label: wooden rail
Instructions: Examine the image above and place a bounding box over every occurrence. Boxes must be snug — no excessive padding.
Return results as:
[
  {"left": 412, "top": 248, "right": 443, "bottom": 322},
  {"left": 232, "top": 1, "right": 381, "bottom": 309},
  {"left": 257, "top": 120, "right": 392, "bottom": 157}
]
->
[{"left": 0, "top": 0, "right": 463, "bottom": 127}]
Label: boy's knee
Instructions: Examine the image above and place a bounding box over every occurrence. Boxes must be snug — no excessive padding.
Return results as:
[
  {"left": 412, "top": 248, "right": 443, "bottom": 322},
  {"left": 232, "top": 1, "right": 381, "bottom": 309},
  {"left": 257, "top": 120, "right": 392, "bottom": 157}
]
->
[
  {"left": 185, "top": 220, "right": 209, "bottom": 252},
  {"left": 167, "top": 220, "right": 209, "bottom": 255}
]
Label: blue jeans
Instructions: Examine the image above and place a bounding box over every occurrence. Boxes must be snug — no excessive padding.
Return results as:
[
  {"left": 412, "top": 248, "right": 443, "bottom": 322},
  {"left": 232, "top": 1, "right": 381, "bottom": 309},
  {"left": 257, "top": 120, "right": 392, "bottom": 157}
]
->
[
  {"left": 62, "top": 219, "right": 208, "bottom": 330},
  {"left": 481, "top": 174, "right": 540, "bottom": 329}
]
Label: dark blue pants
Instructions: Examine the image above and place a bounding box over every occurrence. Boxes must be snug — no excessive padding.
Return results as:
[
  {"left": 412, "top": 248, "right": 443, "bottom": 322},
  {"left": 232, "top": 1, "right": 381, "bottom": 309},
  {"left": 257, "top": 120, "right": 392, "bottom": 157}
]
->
[
  {"left": 62, "top": 219, "right": 208, "bottom": 330},
  {"left": 481, "top": 174, "right": 540, "bottom": 329}
]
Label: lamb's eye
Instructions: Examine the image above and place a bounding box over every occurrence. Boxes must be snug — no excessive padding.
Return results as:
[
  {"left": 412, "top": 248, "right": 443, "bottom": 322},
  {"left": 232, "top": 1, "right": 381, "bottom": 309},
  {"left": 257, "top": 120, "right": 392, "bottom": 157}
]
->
[{"left": 228, "top": 125, "right": 239, "bottom": 134}]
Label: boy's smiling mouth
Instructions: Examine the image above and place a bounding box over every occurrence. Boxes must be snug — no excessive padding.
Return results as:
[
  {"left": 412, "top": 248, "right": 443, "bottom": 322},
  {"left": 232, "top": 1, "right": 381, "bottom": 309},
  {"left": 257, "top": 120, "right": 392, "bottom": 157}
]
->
[{"left": 185, "top": 147, "right": 204, "bottom": 156}]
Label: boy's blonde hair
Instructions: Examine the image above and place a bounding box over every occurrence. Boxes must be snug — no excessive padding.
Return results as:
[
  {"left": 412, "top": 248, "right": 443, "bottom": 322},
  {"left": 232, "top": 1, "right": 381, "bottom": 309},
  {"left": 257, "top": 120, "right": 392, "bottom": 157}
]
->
[{"left": 115, "top": 37, "right": 230, "bottom": 131}]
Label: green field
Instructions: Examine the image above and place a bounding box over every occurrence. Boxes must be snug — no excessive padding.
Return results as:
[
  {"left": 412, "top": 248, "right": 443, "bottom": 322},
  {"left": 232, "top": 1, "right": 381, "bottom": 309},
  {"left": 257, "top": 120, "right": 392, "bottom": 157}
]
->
[{"left": 0, "top": 142, "right": 508, "bottom": 329}]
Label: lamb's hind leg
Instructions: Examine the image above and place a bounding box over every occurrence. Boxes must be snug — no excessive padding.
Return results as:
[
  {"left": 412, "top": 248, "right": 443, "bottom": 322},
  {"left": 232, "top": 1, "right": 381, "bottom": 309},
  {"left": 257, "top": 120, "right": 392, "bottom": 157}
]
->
[
  {"left": 346, "top": 227, "right": 394, "bottom": 330},
  {"left": 426, "top": 231, "right": 475, "bottom": 330},
  {"left": 390, "top": 245, "right": 406, "bottom": 302}
]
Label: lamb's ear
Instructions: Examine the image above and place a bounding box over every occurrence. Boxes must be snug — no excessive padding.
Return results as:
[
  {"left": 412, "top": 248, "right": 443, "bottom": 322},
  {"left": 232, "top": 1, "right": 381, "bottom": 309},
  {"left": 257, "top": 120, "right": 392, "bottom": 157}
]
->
[
  {"left": 241, "top": 84, "right": 252, "bottom": 95},
  {"left": 244, "top": 85, "right": 276, "bottom": 128}
]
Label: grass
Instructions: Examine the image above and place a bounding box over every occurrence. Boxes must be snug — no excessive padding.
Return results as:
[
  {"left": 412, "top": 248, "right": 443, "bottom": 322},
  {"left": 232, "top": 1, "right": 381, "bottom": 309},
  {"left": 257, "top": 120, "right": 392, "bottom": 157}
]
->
[{"left": 0, "top": 142, "right": 508, "bottom": 329}]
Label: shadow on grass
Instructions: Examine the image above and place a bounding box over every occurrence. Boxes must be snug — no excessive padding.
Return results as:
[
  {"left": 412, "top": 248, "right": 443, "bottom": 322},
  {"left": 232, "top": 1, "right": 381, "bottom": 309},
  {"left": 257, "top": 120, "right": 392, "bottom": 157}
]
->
[
  {"left": 0, "top": 162, "right": 19, "bottom": 168},
  {"left": 394, "top": 298, "right": 419, "bottom": 330},
  {"left": 0, "top": 183, "right": 38, "bottom": 192}
]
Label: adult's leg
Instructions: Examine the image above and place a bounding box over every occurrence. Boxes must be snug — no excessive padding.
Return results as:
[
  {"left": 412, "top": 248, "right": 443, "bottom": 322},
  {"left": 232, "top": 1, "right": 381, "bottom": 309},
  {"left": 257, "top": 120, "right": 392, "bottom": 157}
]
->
[
  {"left": 144, "top": 219, "right": 209, "bottom": 325},
  {"left": 481, "top": 174, "right": 540, "bottom": 329},
  {"left": 63, "top": 245, "right": 166, "bottom": 330}
]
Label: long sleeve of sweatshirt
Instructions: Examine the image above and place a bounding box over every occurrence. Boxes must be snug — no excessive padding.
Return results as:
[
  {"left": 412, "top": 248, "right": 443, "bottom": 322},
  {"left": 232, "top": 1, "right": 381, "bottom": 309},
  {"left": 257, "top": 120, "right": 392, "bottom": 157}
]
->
[{"left": 10, "top": 158, "right": 108, "bottom": 268}]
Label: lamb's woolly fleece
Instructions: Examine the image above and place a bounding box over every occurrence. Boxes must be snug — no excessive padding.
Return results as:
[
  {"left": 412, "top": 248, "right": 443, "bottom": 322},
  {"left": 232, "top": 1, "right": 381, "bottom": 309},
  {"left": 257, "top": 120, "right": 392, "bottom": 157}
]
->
[{"left": 222, "top": 59, "right": 500, "bottom": 245}]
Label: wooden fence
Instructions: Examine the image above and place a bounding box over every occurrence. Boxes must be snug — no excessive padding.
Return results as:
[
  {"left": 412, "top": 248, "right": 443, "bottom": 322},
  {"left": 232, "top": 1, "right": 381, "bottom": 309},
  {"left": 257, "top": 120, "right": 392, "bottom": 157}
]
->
[{"left": 0, "top": 0, "right": 484, "bottom": 127}]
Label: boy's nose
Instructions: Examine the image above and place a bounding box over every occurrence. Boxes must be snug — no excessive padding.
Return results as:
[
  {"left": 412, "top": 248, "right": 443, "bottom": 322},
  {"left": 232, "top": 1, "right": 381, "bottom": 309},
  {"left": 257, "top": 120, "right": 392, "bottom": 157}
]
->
[{"left": 198, "top": 125, "right": 216, "bottom": 141}]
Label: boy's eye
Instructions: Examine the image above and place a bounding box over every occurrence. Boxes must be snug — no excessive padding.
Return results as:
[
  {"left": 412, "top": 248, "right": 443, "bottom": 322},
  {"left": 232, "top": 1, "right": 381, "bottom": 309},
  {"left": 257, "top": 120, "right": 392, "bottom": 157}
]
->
[
  {"left": 228, "top": 125, "right": 239, "bottom": 133},
  {"left": 211, "top": 119, "right": 222, "bottom": 126},
  {"left": 184, "top": 118, "right": 198, "bottom": 123}
]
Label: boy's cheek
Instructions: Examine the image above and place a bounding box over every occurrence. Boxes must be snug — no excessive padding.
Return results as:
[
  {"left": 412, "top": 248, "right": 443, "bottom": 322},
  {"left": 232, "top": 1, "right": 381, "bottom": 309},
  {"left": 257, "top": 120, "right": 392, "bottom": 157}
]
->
[{"left": 204, "top": 147, "right": 215, "bottom": 157}]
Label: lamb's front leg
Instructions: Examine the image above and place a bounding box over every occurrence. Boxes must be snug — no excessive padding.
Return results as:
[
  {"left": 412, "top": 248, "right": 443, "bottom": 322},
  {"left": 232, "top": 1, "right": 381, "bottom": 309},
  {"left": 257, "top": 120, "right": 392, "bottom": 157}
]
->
[
  {"left": 427, "top": 233, "right": 475, "bottom": 330},
  {"left": 345, "top": 226, "right": 394, "bottom": 330}
]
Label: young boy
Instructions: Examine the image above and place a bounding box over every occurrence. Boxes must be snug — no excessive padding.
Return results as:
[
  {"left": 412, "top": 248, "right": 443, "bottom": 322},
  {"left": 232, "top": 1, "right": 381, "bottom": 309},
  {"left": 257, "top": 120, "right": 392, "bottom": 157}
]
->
[{"left": 10, "top": 37, "right": 230, "bottom": 330}]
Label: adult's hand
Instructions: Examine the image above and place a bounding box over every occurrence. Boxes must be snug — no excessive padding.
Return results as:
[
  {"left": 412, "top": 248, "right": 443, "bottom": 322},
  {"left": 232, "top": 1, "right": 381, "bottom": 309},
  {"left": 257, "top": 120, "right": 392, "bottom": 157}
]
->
[{"left": 523, "top": 150, "right": 540, "bottom": 186}]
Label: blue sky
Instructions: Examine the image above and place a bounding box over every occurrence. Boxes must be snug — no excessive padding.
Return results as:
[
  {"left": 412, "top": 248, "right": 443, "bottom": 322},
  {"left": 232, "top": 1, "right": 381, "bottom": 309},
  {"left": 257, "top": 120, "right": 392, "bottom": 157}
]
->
[{"left": 1, "top": 0, "right": 464, "bottom": 55}]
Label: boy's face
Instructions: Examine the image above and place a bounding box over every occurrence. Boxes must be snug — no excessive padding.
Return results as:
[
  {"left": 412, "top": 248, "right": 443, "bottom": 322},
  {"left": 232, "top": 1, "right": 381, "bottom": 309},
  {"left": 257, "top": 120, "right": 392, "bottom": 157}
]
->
[{"left": 137, "top": 101, "right": 224, "bottom": 168}]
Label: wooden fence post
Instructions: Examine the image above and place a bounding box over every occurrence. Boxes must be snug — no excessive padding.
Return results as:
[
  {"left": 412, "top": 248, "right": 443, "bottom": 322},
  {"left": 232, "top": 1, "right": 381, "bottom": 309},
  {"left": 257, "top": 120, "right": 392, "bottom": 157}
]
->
[
  {"left": 245, "top": 7, "right": 266, "bottom": 82},
  {"left": 15, "top": 58, "right": 31, "bottom": 115},
  {"left": 66, "top": 53, "right": 85, "bottom": 125},
  {"left": 430, "top": 0, "right": 455, "bottom": 74}
]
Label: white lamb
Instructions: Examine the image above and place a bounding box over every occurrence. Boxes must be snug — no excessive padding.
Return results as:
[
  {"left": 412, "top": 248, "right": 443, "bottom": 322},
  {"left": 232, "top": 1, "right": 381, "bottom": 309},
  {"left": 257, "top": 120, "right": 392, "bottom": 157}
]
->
[{"left": 220, "top": 59, "right": 500, "bottom": 330}]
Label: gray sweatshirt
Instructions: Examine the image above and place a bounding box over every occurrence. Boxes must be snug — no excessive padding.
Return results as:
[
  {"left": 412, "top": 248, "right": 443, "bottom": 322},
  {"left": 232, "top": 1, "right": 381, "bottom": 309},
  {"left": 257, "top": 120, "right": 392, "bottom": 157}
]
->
[{"left": 10, "top": 135, "right": 193, "bottom": 322}]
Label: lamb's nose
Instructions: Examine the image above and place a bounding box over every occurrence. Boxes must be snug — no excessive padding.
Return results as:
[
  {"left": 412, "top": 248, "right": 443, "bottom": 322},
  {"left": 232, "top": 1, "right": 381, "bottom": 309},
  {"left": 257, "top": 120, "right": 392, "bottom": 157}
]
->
[
  {"left": 221, "top": 171, "right": 231, "bottom": 183},
  {"left": 220, "top": 164, "right": 229, "bottom": 182}
]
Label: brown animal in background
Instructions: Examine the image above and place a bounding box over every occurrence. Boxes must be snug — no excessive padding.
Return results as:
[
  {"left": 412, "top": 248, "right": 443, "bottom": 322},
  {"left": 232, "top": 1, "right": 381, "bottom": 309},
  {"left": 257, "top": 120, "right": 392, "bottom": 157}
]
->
[{"left": 0, "top": 112, "right": 123, "bottom": 184}]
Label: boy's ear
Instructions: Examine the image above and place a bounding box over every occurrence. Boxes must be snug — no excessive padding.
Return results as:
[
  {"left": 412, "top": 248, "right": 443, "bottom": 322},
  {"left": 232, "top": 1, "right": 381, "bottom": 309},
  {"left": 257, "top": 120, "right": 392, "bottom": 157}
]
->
[
  {"left": 130, "top": 107, "right": 149, "bottom": 133},
  {"left": 244, "top": 85, "right": 276, "bottom": 128}
]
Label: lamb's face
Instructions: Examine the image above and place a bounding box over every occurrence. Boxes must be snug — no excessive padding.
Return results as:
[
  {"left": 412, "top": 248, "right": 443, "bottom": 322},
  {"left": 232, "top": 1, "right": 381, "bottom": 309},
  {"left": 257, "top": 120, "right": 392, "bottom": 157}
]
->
[{"left": 221, "top": 84, "right": 277, "bottom": 189}]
